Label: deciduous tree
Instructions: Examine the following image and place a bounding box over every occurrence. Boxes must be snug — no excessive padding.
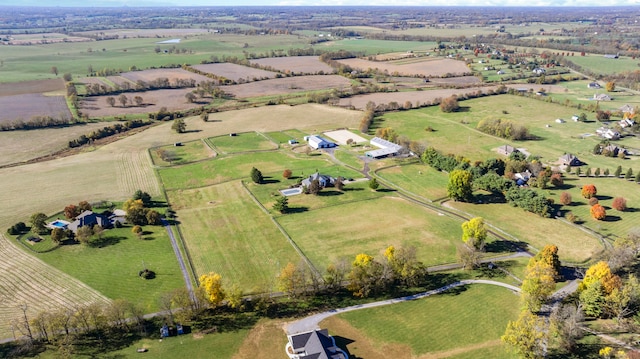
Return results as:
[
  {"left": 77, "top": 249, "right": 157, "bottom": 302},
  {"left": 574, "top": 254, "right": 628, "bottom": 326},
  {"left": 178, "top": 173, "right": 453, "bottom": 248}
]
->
[
  {"left": 591, "top": 204, "right": 606, "bottom": 220},
  {"left": 198, "top": 272, "right": 225, "bottom": 306},
  {"left": 76, "top": 225, "right": 94, "bottom": 244},
  {"left": 447, "top": 169, "right": 473, "bottom": 202},
  {"left": 605, "top": 81, "right": 616, "bottom": 92},
  {"left": 277, "top": 262, "right": 309, "bottom": 298},
  {"left": 30, "top": 212, "right": 48, "bottom": 234},
  {"left": 560, "top": 192, "right": 572, "bottom": 205},
  {"left": 440, "top": 95, "right": 459, "bottom": 113},
  {"left": 106, "top": 96, "right": 116, "bottom": 107},
  {"left": 579, "top": 261, "right": 621, "bottom": 296},
  {"left": 502, "top": 310, "right": 548, "bottom": 359},
  {"left": 118, "top": 94, "right": 128, "bottom": 107},
  {"left": 171, "top": 118, "right": 186, "bottom": 133},
  {"left": 461, "top": 217, "right": 487, "bottom": 250},
  {"left": 612, "top": 197, "right": 627, "bottom": 211},
  {"left": 347, "top": 253, "right": 383, "bottom": 298},
  {"left": 581, "top": 184, "right": 597, "bottom": 199},
  {"left": 50, "top": 228, "right": 65, "bottom": 244},
  {"left": 282, "top": 169, "right": 292, "bottom": 179}
]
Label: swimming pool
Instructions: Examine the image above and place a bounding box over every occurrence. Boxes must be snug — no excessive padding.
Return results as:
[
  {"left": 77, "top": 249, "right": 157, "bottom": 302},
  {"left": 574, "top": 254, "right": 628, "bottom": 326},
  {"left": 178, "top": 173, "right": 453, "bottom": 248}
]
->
[
  {"left": 280, "top": 188, "right": 302, "bottom": 196},
  {"left": 49, "top": 220, "right": 70, "bottom": 229}
]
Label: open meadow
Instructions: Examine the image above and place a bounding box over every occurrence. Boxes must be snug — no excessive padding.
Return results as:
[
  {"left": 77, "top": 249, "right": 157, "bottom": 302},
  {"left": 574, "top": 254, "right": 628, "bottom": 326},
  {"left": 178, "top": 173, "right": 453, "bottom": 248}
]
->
[{"left": 322, "top": 284, "right": 520, "bottom": 359}]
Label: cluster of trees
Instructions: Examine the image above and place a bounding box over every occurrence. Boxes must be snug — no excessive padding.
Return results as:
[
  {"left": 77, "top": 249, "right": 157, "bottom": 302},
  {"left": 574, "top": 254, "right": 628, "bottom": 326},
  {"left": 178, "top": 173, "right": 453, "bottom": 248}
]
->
[
  {"left": 88, "top": 77, "right": 198, "bottom": 97},
  {"left": 477, "top": 118, "right": 533, "bottom": 140},
  {"left": 439, "top": 95, "right": 459, "bottom": 113},
  {"left": 122, "top": 191, "right": 161, "bottom": 227},
  {"left": 171, "top": 118, "right": 186, "bottom": 133},
  {"left": 359, "top": 101, "right": 376, "bottom": 133},
  {"left": 6, "top": 221, "right": 28, "bottom": 236},
  {"left": 68, "top": 119, "right": 150, "bottom": 148},
  {"left": 0, "top": 115, "right": 74, "bottom": 132}
]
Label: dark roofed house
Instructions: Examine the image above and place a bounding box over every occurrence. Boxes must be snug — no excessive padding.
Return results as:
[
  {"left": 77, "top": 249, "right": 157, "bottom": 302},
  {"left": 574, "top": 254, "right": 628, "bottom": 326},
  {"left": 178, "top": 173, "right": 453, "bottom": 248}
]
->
[
  {"left": 286, "top": 329, "right": 348, "bottom": 359},
  {"left": 301, "top": 173, "right": 335, "bottom": 188},
  {"left": 67, "top": 210, "right": 110, "bottom": 233},
  {"left": 559, "top": 153, "right": 581, "bottom": 167}
]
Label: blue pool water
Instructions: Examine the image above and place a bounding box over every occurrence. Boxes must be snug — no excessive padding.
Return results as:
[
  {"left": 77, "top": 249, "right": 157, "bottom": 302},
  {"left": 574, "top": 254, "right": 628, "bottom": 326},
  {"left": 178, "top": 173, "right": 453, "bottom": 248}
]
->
[
  {"left": 50, "top": 221, "right": 68, "bottom": 228},
  {"left": 280, "top": 188, "right": 302, "bottom": 196}
]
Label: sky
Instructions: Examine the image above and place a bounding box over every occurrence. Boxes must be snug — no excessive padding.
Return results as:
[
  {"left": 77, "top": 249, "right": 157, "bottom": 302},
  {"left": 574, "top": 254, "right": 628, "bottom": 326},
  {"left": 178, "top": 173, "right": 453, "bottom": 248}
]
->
[{"left": 0, "top": 0, "right": 639, "bottom": 6}]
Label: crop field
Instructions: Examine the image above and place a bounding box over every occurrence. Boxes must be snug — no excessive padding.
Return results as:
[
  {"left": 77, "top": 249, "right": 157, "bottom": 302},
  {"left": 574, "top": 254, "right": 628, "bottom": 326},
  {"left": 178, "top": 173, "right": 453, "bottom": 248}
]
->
[
  {"left": 0, "top": 122, "right": 112, "bottom": 167},
  {"left": 120, "top": 68, "right": 212, "bottom": 84},
  {"left": 79, "top": 88, "right": 200, "bottom": 117},
  {"left": 337, "top": 57, "right": 471, "bottom": 77},
  {"left": 318, "top": 39, "right": 438, "bottom": 55},
  {"left": 0, "top": 234, "right": 111, "bottom": 339},
  {"left": 150, "top": 140, "right": 215, "bottom": 166},
  {"left": 547, "top": 175, "right": 640, "bottom": 240},
  {"left": 35, "top": 225, "right": 184, "bottom": 313},
  {"left": 207, "top": 132, "right": 277, "bottom": 154},
  {"left": 224, "top": 75, "right": 352, "bottom": 99},
  {"left": 167, "top": 181, "right": 301, "bottom": 292},
  {"left": 4, "top": 32, "right": 92, "bottom": 45},
  {"left": 249, "top": 56, "right": 335, "bottom": 74},
  {"left": 73, "top": 28, "right": 212, "bottom": 38},
  {"left": 190, "top": 63, "right": 278, "bottom": 82},
  {"left": 569, "top": 53, "right": 640, "bottom": 75},
  {"left": 0, "top": 78, "right": 64, "bottom": 96},
  {"left": 277, "top": 196, "right": 474, "bottom": 269},
  {"left": 0, "top": 93, "right": 72, "bottom": 123},
  {"left": 322, "top": 284, "right": 519, "bottom": 359}
]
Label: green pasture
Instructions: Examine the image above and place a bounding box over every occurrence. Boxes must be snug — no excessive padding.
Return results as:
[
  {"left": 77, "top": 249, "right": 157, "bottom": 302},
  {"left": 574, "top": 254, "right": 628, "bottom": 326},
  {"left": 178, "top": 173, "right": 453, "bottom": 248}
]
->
[
  {"left": 263, "top": 129, "right": 308, "bottom": 144},
  {"left": 376, "top": 163, "right": 450, "bottom": 200},
  {"left": 379, "top": 94, "right": 635, "bottom": 170},
  {"left": 35, "top": 225, "right": 184, "bottom": 312},
  {"left": 547, "top": 80, "right": 640, "bottom": 112},
  {"left": 569, "top": 53, "right": 640, "bottom": 75},
  {"left": 167, "top": 181, "right": 300, "bottom": 293},
  {"left": 249, "top": 172, "right": 377, "bottom": 215},
  {"left": 548, "top": 174, "right": 640, "bottom": 240},
  {"left": 333, "top": 147, "right": 367, "bottom": 171},
  {"left": 447, "top": 199, "right": 602, "bottom": 263},
  {"left": 206, "top": 132, "right": 277, "bottom": 154},
  {"left": 276, "top": 196, "right": 482, "bottom": 270},
  {"left": 150, "top": 140, "right": 214, "bottom": 166},
  {"left": 158, "top": 150, "right": 333, "bottom": 190},
  {"left": 327, "top": 284, "right": 519, "bottom": 358}
]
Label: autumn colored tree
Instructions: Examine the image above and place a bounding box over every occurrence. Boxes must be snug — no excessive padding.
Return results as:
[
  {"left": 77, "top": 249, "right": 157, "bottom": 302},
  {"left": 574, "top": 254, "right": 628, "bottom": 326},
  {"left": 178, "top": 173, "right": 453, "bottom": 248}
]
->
[
  {"left": 78, "top": 200, "right": 92, "bottom": 212},
  {"left": 550, "top": 173, "right": 563, "bottom": 187},
  {"left": 277, "top": 262, "right": 309, "bottom": 298},
  {"left": 591, "top": 204, "right": 606, "bottom": 220},
  {"left": 461, "top": 217, "right": 487, "bottom": 250},
  {"left": 76, "top": 225, "right": 94, "bottom": 244},
  {"left": 198, "top": 272, "right": 225, "bottom": 306},
  {"left": 447, "top": 169, "right": 473, "bottom": 202},
  {"left": 502, "top": 310, "right": 548, "bottom": 359},
  {"left": 521, "top": 258, "right": 556, "bottom": 312},
  {"left": 588, "top": 197, "right": 599, "bottom": 206},
  {"left": 106, "top": 96, "right": 116, "bottom": 107},
  {"left": 171, "top": 118, "right": 186, "bottom": 133},
  {"left": 579, "top": 261, "right": 621, "bottom": 296},
  {"left": 612, "top": 197, "right": 627, "bottom": 211},
  {"left": 534, "top": 244, "right": 562, "bottom": 279},
  {"left": 131, "top": 225, "right": 143, "bottom": 239},
  {"left": 347, "top": 253, "right": 383, "bottom": 298},
  {"left": 440, "top": 95, "right": 460, "bottom": 113},
  {"left": 560, "top": 192, "right": 572, "bottom": 205},
  {"left": 605, "top": 81, "right": 616, "bottom": 92},
  {"left": 581, "top": 184, "right": 597, "bottom": 199},
  {"left": 64, "top": 204, "right": 81, "bottom": 219},
  {"left": 375, "top": 127, "right": 398, "bottom": 142},
  {"left": 118, "top": 94, "right": 128, "bottom": 107},
  {"left": 50, "top": 228, "right": 65, "bottom": 244},
  {"left": 282, "top": 169, "right": 292, "bottom": 179}
]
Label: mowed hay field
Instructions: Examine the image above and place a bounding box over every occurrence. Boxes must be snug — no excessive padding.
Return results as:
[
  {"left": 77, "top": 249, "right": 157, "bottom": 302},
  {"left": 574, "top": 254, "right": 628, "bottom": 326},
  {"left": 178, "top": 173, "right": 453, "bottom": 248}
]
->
[
  {"left": 120, "top": 68, "right": 211, "bottom": 84},
  {"left": 0, "top": 104, "right": 361, "bottom": 339},
  {"left": 337, "top": 57, "right": 471, "bottom": 77},
  {"left": 250, "top": 56, "right": 334, "bottom": 74},
  {"left": 167, "top": 181, "right": 302, "bottom": 292},
  {"left": 276, "top": 197, "right": 465, "bottom": 269},
  {"left": 0, "top": 94, "right": 72, "bottom": 123},
  {"left": 322, "top": 285, "right": 519, "bottom": 359},
  {"left": 224, "top": 75, "right": 352, "bottom": 98},
  {"left": 79, "top": 88, "right": 200, "bottom": 117}
]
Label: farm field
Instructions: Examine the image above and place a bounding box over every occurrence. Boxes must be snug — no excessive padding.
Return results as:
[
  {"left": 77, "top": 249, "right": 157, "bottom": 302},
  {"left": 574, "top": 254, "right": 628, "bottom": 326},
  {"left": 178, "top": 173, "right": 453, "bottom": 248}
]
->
[
  {"left": 0, "top": 78, "right": 64, "bottom": 96},
  {"left": 207, "top": 132, "right": 277, "bottom": 154},
  {"left": 376, "top": 163, "right": 450, "bottom": 200},
  {"left": 150, "top": 140, "right": 216, "bottom": 166},
  {"left": 167, "top": 181, "right": 301, "bottom": 292},
  {"left": 119, "top": 68, "right": 212, "bottom": 84},
  {"left": 250, "top": 56, "right": 334, "bottom": 74},
  {"left": 223, "top": 74, "right": 352, "bottom": 99},
  {"left": 338, "top": 57, "right": 471, "bottom": 77},
  {"left": 0, "top": 93, "right": 72, "bottom": 123},
  {"left": 322, "top": 284, "right": 519, "bottom": 359},
  {"left": 0, "top": 122, "right": 113, "bottom": 167},
  {"left": 318, "top": 39, "right": 438, "bottom": 55},
  {"left": 276, "top": 196, "right": 478, "bottom": 270},
  {"left": 79, "top": 88, "right": 202, "bottom": 117},
  {"left": 191, "top": 63, "right": 278, "bottom": 81}
]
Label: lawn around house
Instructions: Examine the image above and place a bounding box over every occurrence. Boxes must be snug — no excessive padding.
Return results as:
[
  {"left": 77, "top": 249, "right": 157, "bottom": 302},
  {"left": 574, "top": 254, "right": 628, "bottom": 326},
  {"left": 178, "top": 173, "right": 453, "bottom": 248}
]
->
[{"left": 322, "top": 284, "right": 519, "bottom": 358}]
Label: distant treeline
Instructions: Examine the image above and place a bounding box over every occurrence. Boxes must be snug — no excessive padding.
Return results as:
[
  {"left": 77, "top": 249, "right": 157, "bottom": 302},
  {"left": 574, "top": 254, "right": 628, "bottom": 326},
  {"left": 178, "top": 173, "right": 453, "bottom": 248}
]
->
[{"left": 0, "top": 115, "right": 75, "bottom": 131}]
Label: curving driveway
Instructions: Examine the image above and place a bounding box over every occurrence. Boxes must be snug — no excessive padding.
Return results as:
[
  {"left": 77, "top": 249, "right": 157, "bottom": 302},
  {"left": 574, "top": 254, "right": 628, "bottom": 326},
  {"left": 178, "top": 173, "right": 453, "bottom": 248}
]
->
[{"left": 286, "top": 280, "right": 521, "bottom": 335}]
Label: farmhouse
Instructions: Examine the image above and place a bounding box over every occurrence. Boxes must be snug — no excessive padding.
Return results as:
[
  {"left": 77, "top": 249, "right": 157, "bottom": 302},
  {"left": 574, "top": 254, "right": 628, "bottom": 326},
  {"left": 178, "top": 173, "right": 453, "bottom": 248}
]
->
[
  {"left": 602, "top": 144, "right": 627, "bottom": 157},
  {"left": 593, "top": 93, "right": 612, "bottom": 101},
  {"left": 587, "top": 82, "right": 601, "bottom": 89},
  {"left": 596, "top": 127, "right": 620, "bottom": 140},
  {"left": 559, "top": 153, "right": 582, "bottom": 166},
  {"left": 365, "top": 136, "right": 403, "bottom": 159},
  {"left": 496, "top": 144, "right": 517, "bottom": 156},
  {"left": 306, "top": 135, "right": 336, "bottom": 149},
  {"left": 67, "top": 211, "right": 110, "bottom": 233},
  {"left": 301, "top": 172, "right": 335, "bottom": 188},
  {"left": 286, "top": 329, "right": 347, "bottom": 359}
]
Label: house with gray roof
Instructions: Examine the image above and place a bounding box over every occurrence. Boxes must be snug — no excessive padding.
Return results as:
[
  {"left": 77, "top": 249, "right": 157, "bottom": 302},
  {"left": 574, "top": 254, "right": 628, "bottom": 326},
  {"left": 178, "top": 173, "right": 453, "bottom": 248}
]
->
[
  {"left": 558, "top": 153, "right": 581, "bottom": 167},
  {"left": 286, "top": 329, "right": 347, "bottom": 359},
  {"left": 67, "top": 210, "right": 110, "bottom": 233},
  {"left": 301, "top": 173, "right": 335, "bottom": 188}
]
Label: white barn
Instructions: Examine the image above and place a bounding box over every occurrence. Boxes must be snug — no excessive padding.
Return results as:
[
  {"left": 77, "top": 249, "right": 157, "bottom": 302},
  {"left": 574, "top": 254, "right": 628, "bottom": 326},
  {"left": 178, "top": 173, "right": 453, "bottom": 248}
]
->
[
  {"left": 307, "top": 135, "right": 336, "bottom": 149},
  {"left": 366, "top": 137, "right": 403, "bottom": 159}
]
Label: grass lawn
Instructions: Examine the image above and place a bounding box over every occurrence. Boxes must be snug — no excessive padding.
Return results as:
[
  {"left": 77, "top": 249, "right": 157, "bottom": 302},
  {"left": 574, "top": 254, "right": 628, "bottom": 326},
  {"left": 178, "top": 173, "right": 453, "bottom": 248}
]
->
[
  {"left": 323, "top": 284, "right": 519, "bottom": 358},
  {"left": 150, "top": 140, "right": 215, "bottom": 166},
  {"left": 548, "top": 175, "right": 640, "bottom": 240},
  {"left": 35, "top": 225, "right": 184, "bottom": 313},
  {"left": 277, "top": 196, "right": 475, "bottom": 270},
  {"left": 376, "top": 163, "right": 450, "bottom": 200},
  {"left": 167, "top": 181, "right": 301, "bottom": 293},
  {"left": 446, "top": 199, "right": 602, "bottom": 263},
  {"left": 206, "top": 132, "right": 277, "bottom": 154},
  {"left": 158, "top": 150, "right": 333, "bottom": 190}
]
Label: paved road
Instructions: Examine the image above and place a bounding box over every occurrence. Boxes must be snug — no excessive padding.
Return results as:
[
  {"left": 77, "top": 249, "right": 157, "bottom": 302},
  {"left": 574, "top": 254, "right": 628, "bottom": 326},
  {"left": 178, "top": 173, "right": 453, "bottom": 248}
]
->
[
  {"left": 286, "top": 279, "right": 521, "bottom": 335},
  {"left": 162, "top": 219, "right": 195, "bottom": 299}
]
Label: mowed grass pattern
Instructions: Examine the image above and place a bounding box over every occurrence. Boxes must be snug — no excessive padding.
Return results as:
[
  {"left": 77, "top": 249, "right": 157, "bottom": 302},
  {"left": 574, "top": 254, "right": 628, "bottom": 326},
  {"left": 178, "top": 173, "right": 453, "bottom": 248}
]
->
[
  {"left": 325, "top": 285, "right": 519, "bottom": 358},
  {"left": 377, "top": 163, "right": 450, "bottom": 200},
  {"left": 208, "top": 132, "right": 277, "bottom": 154},
  {"left": 36, "top": 226, "right": 184, "bottom": 313},
  {"left": 277, "top": 196, "right": 462, "bottom": 269},
  {"left": 168, "top": 181, "right": 301, "bottom": 292}
]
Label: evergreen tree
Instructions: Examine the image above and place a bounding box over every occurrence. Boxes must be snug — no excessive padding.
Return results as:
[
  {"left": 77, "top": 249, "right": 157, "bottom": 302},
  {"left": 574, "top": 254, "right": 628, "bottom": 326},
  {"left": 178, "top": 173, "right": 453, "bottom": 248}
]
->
[{"left": 250, "top": 167, "right": 263, "bottom": 184}]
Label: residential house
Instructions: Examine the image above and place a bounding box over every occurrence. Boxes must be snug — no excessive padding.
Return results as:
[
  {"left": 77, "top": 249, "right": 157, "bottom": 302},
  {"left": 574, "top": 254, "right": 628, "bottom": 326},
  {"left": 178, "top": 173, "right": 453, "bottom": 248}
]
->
[
  {"left": 619, "top": 104, "right": 636, "bottom": 114},
  {"left": 596, "top": 127, "right": 620, "bottom": 140},
  {"left": 365, "top": 136, "right": 403, "bottom": 159},
  {"left": 514, "top": 170, "right": 532, "bottom": 187},
  {"left": 532, "top": 68, "right": 546, "bottom": 75},
  {"left": 306, "top": 135, "right": 336, "bottom": 150},
  {"left": 66, "top": 210, "right": 110, "bottom": 233},
  {"left": 286, "top": 329, "right": 348, "bottom": 359},
  {"left": 593, "top": 93, "right": 612, "bottom": 101},
  {"left": 619, "top": 118, "right": 635, "bottom": 128},
  {"left": 497, "top": 70, "right": 505, "bottom": 75},
  {"left": 602, "top": 144, "right": 627, "bottom": 157},
  {"left": 587, "top": 82, "right": 601, "bottom": 89},
  {"left": 559, "top": 154, "right": 581, "bottom": 167},
  {"left": 497, "top": 144, "right": 517, "bottom": 156},
  {"left": 301, "top": 172, "right": 335, "bottom": 188}
]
